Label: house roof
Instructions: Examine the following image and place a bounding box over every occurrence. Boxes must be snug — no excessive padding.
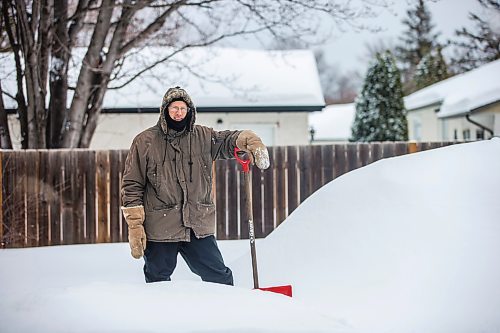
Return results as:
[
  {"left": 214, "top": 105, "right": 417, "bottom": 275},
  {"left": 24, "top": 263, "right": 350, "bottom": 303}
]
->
[
  {"left": 309, "top": 103, "right": 356, "bottom": 141},
  {"left": 404, "top": 59, "right": 500, "bottom": 118},
  {"left": 1, "top": 47, "right": 325, "bottom": 112}
]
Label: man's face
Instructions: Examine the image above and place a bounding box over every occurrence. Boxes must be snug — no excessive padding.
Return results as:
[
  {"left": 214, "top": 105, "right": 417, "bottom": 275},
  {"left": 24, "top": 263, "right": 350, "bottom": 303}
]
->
[{"left": 168, "top": 101, "right": 189, "bottom": 121}]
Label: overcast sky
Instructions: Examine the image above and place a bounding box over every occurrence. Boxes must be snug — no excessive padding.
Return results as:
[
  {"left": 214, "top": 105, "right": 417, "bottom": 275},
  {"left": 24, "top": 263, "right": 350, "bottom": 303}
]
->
[
  {"left": 223, "top": 0, "right": 484, "bottom": 76},
  {"left": 322, "top": 0, "right": 483, "bottom": 75}
]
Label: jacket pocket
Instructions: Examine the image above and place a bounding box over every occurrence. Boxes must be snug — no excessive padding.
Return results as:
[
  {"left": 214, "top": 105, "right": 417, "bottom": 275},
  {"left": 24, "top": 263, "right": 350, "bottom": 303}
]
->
[
  {"left": 189, "top": 202, "right": 216, "bottom": 236},
  {"left": 144, "top": 205, "right": 184, "bottom": 240}
]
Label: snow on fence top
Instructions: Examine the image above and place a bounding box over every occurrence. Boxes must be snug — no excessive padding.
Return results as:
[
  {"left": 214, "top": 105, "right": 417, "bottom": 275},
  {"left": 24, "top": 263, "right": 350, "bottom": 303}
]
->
[
  {"left": 404, "top": 59, "right": 500, "bottom": 118},
  {"left": 1, "top": 47, "right": 325, "bottom": 111}
]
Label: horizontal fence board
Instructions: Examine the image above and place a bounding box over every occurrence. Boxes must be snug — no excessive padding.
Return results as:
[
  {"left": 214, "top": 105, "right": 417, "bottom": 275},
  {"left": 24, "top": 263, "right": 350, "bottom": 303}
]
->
[{"left": 0, "top": 142, "right": 461, "bottom": 247}]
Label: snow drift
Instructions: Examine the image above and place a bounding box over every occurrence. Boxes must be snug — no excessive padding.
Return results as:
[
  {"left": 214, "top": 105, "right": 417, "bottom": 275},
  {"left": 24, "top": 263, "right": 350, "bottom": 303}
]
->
[
  {"left": 233, "top": 138, "right": 500, "bottom": 332},
  {"left": 1, "top": 138, "right": 500, "bottom": 332}
]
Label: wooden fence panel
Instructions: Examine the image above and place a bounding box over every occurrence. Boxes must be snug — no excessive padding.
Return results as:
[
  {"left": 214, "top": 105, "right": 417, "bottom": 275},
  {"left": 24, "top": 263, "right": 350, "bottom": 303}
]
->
[
  {"left": 48, "top": 151, "right": 61, "bottom": 246},
  {"left": 38, "top": 151, "right": 50, "bottom": 246},
  {"left": 262, "top": 147, "right": 275, "bottom": 236},
  {"left": 85, "top": 151, "right": 96, "bottom": 244},
  {"left": 14, "top": 152, "right": 26, "bottom": 247},
  {"left": 0, "top": 142, "right": 463, "bottom": 247},
  {"left": 299, "top": 145, "right": 312, "bottom": 202},
  {"left": 25, "top": 151, "right": 38, "bottom": 247},
  {"left": 96, "top": 151, "right": 109, "bottom": 243},
  {"left": 275, "top": 146, "right": 287, "bottom": 226},
  {"left": 72, "top": 151, "right": 85, "bottom": 244},
  {"left": 334, "top": 144, "right": 347, "bottom": 178},
  {"left": 359, "top": 143, "right": 371, "bottom": 167},
  {"left": 346, "top": 144, "right": 359, "bottom": 173},
  {"left": 1, "top": 152, "right": 14, "bottom": 247},
  {"left": 287, "top": 146, "right": 299, "bottom": 216},
  {"left": 227, "top": 159, "right": 239, "bottom": 239},
  {"left": 215, "top": 160, "right": 228, "bottom": 240},
  {"left": 311, "top": 145, "right": 323, "bottom": 193},
  {"left": 62, "top": 151, "right": 74, "bottom": 245},
  {"left": 239, "top": 166, "right": 250, "bottom": 240},
  {"left": 251, "top": 167, "right": 264, "bottom": 238},
  {"left": 395, "top": 142, "right": 408, "bottom": 156},
  {"left": 371, "top": 143, "right": 382, "bottom": 162},
  {"left": 321, "top": 145, "right": 334, "bottom": 185},
  {"left": 120, "top": 149, "right": 129, "bottom": 242},
  {"left": 382, "top": 143, "right": 395, "bottom": 159},
  {"left": 109, "top": 150, "right": 121, "bottom": 243}
]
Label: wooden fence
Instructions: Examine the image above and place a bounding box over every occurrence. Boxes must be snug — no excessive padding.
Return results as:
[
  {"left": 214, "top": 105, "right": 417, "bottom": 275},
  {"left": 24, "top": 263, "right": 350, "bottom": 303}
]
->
[{"left": 0, "top": 142, "right": 457, "bottom": 248}]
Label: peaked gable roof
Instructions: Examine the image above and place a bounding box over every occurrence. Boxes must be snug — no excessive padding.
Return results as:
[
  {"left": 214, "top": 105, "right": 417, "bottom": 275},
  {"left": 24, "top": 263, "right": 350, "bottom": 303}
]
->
[
  {"left": 404, "top": 59, "right": 500, "bottom": 118},
  {"left": 1, "top": 47, "right": 325, "bottom": 112}
]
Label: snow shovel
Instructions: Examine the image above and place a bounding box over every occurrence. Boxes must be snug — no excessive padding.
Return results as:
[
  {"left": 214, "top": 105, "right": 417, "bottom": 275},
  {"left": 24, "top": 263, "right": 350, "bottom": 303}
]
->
[{"left": 234, "top": 147, "right": 293, "bottom": 297}]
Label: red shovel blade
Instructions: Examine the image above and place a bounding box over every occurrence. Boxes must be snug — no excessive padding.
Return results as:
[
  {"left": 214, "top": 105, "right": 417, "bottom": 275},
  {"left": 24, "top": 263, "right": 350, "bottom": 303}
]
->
[{"left": 256, "top": 285, "right": 293, "bottom": 297}]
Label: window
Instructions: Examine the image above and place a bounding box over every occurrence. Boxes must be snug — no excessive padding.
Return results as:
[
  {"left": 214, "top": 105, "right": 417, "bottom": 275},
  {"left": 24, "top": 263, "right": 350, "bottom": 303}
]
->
[
  {"left": 476, "top": 129, "right": 485, "bottom": 140},
  {"left": 463, "top": 129, "right": 471, "bottom": 141}
]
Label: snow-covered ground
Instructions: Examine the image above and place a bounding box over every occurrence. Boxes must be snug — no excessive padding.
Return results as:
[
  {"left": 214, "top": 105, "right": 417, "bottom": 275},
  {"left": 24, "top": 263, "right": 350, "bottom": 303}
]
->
[{"left": 1, "top": 138, "right": 500, "bottom": 333}]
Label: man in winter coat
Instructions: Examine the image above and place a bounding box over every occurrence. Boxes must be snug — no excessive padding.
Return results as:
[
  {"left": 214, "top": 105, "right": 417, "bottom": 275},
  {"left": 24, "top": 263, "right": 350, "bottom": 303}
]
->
[{"left": 121, "top": 86, "right": 270, "bottom": 285}]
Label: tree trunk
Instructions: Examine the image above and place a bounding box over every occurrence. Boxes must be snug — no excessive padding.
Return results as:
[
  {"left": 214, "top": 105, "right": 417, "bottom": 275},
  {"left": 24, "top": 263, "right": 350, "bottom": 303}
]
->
[
  {"left": 62, "top": 0, "right": 115, "bottom": 148},
  {"left": 2, "top": 2, "right": 28, "bottom": 148},
  {"left": 80, "top": 73, "right": 109, "bottom": 148},
  {"left": 15, "top": 1, "right": 47, "bottom": 148},
  {"left": 0, "top": 81, "right": 13, "bottom": 149},
  {"left": 48, "top": 0, "right": 69, "bottom": 148},
  {"left": 79, "top": 0, "right": 137, "bottom": 148}
]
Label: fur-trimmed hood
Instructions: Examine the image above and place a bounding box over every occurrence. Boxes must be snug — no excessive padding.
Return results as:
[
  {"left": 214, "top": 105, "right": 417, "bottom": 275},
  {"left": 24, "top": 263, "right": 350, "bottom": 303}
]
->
[{"left": 159, "top": 86, "right": 197, "bottom": 134}]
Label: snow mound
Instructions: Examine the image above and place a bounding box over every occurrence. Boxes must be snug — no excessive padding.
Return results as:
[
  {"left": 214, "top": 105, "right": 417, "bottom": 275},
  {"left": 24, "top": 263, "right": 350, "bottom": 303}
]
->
[
  {"left": 232, "top": 138, "right": 500, "bottom": 332},
  {"left": 2, "top": 279, "right": 343, "bottom": 333},
  {"left": 0, "top": 243, "right": 347, "bottom": 333}
]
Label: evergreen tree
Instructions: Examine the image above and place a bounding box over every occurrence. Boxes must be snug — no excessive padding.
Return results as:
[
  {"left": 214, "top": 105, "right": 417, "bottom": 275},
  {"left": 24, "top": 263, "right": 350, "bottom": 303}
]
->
[
  {"left": 395, "top": 0, "right": 440, "bottom": 92},
  {"left": 414, "top": 47, "right": 449, "bottom": 90},
  {"left": 449, "top": 0, "right": 500, "bottom": 73},
  {"left": 351, "top": 51, "right": 408, "bottom": 142}
]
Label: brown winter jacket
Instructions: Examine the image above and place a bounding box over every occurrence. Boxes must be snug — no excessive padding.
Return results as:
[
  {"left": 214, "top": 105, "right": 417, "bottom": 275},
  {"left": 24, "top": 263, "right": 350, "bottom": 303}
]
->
[{"left": 121, "top": 87, "right": 241, "bottom": 242}]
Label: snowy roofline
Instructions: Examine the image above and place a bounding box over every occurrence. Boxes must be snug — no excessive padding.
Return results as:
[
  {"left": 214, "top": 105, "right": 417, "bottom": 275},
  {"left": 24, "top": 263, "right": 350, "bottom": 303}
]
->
[
  {"left": 1, "top": 46, "right": 325, "bottom": 110},
  {"left": 404, "top": 59, "right": 500, "bottom": 118}
]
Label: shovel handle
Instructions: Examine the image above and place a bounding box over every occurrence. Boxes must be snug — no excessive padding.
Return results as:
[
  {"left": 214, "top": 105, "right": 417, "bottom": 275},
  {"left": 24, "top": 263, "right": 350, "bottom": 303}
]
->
[
  {"left": 234, "top": 147, "right": 251, "bottom": 173},
  {"left": 234, "top": 146, "right": 259, "bottom": 289}
]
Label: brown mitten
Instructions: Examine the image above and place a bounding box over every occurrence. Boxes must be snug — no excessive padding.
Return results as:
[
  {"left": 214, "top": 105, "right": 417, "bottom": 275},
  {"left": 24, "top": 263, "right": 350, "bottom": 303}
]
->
[
  {"left": 121, "top": 205, "right": 146, "bottom": 259},
  {"left": 236, "top": 130, "right": 270, "bottom": 170}
]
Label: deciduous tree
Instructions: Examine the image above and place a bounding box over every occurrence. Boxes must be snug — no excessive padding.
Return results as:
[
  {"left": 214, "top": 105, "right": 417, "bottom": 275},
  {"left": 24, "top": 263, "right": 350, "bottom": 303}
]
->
[{"left": 1, "top": 0, "right": 389, "bottom": 149}]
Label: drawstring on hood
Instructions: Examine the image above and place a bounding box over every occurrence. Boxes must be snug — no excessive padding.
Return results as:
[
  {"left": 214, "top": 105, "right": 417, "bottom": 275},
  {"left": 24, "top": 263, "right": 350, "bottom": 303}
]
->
[
  {"left": 159, "top": 86, "right": 197, "bottom": 182},
  {"left": 188, "top": 134, "right": 193, "bottom": 182}
]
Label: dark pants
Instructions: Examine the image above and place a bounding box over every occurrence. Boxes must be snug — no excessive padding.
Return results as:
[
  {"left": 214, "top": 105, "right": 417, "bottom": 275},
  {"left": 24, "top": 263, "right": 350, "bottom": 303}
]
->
[{"left": 143, "top": 230, "right": 233, "bottom": 285}]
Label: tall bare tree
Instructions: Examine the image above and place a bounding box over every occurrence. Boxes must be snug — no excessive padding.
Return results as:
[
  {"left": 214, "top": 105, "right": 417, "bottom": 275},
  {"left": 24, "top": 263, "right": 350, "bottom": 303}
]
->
[
  {"left": 448, "top": 0, "right": 500, "bottom": 73},
  {"left": 1, "top": 0, "right": 388, "bottom": 148},
  {"left": 395, "top": 0, "right": 441, "bottom": 93}
]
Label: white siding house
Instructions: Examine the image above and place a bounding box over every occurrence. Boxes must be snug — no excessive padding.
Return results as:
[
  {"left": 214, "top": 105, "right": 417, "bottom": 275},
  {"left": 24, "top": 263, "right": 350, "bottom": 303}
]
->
[
  {"left": 2, "top": 47, "right": 325, "bottom": 149},
  {"left": 405, "top": 59, "right": 500, "bottom": 142},
  {"left": 308, "top": 103, "right": 356, "bottom": 143}
]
